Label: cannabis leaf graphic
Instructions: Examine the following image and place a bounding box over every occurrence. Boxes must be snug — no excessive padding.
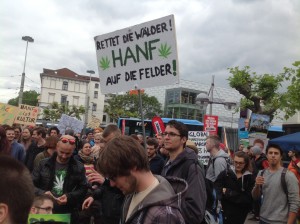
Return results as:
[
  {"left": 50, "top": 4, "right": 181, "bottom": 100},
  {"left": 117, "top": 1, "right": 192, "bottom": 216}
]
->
[
  {"left": 99, "top": 56, "right": 110, "bottom": 70},
  {"left": 53, "top": 174, "right": 64, "bottom": 195},
  {"left": 158, "top": 43, "right": 172, "bottom": 58}
]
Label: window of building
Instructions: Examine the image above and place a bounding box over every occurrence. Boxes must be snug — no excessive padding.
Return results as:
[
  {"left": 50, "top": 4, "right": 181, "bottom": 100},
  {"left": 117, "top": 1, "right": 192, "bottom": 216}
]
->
[
  {"left": 75, "top": 83, "right": 80, "bottom": 92},
  {"left": 61, "top": 95, "right": 67, "bottom": 104},
  {"left": 94, "top": 91, "right": 98, "bottom": 99},
  {"left": 73, "top": 96, "right": 79, "bottom": 106},
  {"left": 48, "top": 93, "right": 55, "bottom": 103},
  {"left": 92, "top": 103, "right": 97, "bottom": 111},
  {"left": 102, "top": 115, "right": 107, "bottom": 122},
  {"left": 95, "top": 83, "right": 99, "bottom": 89},
  {"left": 50, "top": 79, "right": 56, "bottom": 88},
  {"left": 62, "top": 81, "right": 68, "bottom": 90},
  {"left": 181, "top": 91, "right": 189, "bottom": 104}
]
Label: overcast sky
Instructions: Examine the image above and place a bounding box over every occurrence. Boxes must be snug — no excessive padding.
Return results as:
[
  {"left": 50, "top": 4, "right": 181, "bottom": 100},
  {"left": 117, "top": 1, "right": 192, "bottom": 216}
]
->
[{"left": 0, "top": 0, "right": 299, "bottom": 103}]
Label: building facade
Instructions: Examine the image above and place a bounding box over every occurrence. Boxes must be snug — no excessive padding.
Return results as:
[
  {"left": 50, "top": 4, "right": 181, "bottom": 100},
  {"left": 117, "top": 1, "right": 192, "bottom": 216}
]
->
[
  {"left": 144, "top": 79, "right": 241, "bottom": 128},
  {"left": 39, "top": 68, "right": 105, "bottom": 125}
]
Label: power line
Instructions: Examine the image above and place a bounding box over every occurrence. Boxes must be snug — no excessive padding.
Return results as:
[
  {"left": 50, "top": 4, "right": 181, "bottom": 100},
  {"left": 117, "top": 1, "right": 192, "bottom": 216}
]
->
[
  {"left": 0, "top": 75, "right": 21, "bottom": 78},
  {"left": 25, "top": 75, "right": 40, "bottom": 85}
]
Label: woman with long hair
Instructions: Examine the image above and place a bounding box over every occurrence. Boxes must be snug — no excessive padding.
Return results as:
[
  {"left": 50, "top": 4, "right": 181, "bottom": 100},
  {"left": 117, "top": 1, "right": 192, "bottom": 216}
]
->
[
  {"left": 215, "top": 151, "right": 255, "bottom": 224},
  {"left": 0, "top": 126, "right": 10, "bottom": 155}
]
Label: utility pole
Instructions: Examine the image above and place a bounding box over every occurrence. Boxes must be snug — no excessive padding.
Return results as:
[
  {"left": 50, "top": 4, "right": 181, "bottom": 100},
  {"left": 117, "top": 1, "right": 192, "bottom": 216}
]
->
[
  {"left": 19, "top": 36, "right": 34, "bottom": 106},
  {"left": 83, "top": 70, "right": 95, "bottom": 135}
]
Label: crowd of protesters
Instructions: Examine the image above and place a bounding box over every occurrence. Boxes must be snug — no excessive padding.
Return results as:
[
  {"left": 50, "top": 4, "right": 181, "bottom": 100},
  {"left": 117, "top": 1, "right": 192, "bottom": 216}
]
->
[{"left": 0, "top": 121, "right": 299, "bottom": 224}]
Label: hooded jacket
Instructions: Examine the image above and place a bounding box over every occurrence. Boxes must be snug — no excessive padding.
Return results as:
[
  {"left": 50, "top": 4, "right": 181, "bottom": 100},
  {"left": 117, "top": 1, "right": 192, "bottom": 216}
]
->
[
  {"left": 215, "top": 166, "right": 254, "bottom": 224},
  {"left": 122, "top": 175, "right": 187, "bottom": 224},
  {"left": 206, "top": 149, "right": 230, "bottom": 182},
  {"left": 161, "top": 147, "right": 207, "bottom": 224}
]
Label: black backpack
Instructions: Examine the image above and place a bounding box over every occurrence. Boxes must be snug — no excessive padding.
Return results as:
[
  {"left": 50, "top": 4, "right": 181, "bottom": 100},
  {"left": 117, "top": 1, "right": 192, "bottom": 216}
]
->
[
  {"left": 179, "top": 158, "right": 224, "bottom": 224},
  {"left": 260, "top": 168, "right": 288, "bottom": 196},
  {"left": 93, "top": 182, "right": 124, "bottom": 224}
]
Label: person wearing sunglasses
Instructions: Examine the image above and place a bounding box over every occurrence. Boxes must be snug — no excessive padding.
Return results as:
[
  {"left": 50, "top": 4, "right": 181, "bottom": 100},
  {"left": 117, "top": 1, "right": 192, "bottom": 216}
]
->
[
  {"left": 32, "top": 135, "right": 87, "bottom": 224},
  {"left": 214, "top": 151, "right": 254, "bottom": 224}
]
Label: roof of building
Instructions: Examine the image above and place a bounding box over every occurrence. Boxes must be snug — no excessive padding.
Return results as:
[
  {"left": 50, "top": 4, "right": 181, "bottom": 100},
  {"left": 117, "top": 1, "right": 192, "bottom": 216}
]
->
[{"left": 41, "top": 68, "right": 100, "bottom": 82}]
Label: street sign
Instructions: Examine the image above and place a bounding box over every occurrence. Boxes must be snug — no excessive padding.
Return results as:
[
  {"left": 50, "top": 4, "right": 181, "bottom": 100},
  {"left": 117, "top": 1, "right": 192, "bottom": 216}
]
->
[{"left": 94, "top": 15, "right": 179, "bottom": 94}]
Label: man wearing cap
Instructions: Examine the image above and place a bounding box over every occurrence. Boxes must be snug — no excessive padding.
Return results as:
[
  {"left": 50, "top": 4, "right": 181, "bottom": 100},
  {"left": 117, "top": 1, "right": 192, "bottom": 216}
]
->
[{"left": 32, "top": 135, "right": 87, "bottom": 223}]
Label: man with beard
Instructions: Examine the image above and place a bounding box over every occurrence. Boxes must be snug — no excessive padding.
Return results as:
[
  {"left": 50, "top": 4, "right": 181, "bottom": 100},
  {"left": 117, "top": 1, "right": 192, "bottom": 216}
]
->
[
  {"left": 97, "top": 135, "right": 187, "bottom": 224},
  {"left": 32, "top": 135, "right": 87, "bottom": 223},
  {"left": 146, "top": 137, "right": 165, "bottom": 175}
]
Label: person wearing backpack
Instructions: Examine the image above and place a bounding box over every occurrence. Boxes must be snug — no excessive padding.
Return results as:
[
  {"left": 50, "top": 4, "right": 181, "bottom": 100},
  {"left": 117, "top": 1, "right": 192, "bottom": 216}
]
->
[
  {"left": 252, "top": 144, "right": 299, "bottom": 224},
  {"left": 205, "top": 135, "right": 230, "bottom": 183},
  {"left": 161, "top": 120, "right": 207, "bottom": 224},
  {"left": 205, "top": 135, "right": 230, "bottom": 223},
  {"left": 215, "top": 151, "right": 254, "bottom": 224}
]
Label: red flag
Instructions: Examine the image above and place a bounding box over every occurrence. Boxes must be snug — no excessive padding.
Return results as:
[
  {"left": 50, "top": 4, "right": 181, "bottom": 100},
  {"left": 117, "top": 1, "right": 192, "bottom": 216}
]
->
[{"left": 152, "top": 116, "right": 165, "bottom": 135}]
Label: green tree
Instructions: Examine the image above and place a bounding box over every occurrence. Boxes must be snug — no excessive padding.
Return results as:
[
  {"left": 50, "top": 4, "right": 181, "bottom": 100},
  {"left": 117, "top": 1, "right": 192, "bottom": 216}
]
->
[
  {"left": 280, "top": 61, "right": 300, "bottom": 119},
  {"left": 42, "top": 102, "right": 85, "bottom": 122},
  {"left": 227, "top": 62, "right": 300, "bottom": 120},
  {"left": 7, "top": 90, "right": 39, "bottom": 106},
  {"left": 104, "top": 92, "right": 163, "bottom": 122}
]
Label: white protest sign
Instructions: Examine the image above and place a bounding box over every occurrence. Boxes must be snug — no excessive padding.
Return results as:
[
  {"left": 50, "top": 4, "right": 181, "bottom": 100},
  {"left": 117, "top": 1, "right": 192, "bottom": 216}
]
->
[
  {"left": 188, "top": 131, "right": 210, "bottom": 165},
  {"left": 57, "top": 114, "right": 84, "bottom": 135},
  {"left": 94, "top": 15, "right": 179, "bottom": 94}
]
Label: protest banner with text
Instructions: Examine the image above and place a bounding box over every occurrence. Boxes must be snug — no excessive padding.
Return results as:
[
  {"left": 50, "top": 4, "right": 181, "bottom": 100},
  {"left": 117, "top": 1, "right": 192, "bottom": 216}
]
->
[
  {"left": 189, "top": 131, "right": 210, "bottom": 165},
  {"left": 94, "top": 15, "right": 179, "bottom": 94},
  {"left": 14, "top": 104, "right": 39, "bottom": 126}
]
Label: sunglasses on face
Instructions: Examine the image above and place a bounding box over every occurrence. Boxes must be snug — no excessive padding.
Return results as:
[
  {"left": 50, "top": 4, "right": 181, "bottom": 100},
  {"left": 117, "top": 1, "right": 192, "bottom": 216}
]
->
[{"left": 59, "top": 137, "right": 76, "bottom": 145}]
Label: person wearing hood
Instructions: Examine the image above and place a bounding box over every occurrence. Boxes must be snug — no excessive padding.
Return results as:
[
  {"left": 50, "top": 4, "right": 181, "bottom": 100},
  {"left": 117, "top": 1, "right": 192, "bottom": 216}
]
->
[
  {"left": 161, "top": 120, "right": 206, "bottom": 224},
  {"left": 97, "top": 135, "right": 187, "bottom": 224},
  {"left": 205, "top": 135, "right": 230, "bottom": 183},
  {"left": 215, "top": 151, "right": 255, "bottom": 224}
]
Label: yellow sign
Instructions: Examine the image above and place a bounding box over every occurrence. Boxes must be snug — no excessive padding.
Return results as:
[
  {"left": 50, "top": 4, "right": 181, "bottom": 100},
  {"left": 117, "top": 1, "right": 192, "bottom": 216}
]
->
[
  {"left": 87, "top": 116, "right": 101, "bottom": 129},
  {"left": 14, "top": 104, "right": 39, "bottom": 126},
  {"left": 0, "top": 103, "right": 19, "bottom": 126}
]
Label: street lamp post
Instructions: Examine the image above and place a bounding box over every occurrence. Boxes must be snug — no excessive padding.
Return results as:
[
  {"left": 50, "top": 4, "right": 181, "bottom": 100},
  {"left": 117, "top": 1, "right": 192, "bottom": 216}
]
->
[
  {"left": 19, "top": 36, "right": 34, "bottom": 106},
  {"left": 83, "top": 70, "right": 95, "bottom": 134},
  {"left": 196, "top": 75, "right": 238, "bottom": 118}
]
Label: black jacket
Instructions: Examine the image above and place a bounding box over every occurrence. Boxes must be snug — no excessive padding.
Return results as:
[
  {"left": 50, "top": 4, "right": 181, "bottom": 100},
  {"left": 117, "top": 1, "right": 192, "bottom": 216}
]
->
[
  {"left": 161, "top": 147, "right": 206, "bottom": 224},
  {"left": 149, "top": 154, "right": 165, "bottom": 175},
  {"left": 32, "top": 152, "right": 88, "bottom": 213},
  {"left": 215, "top": 167, "right": 254, "bottom": 224},
  {"left": 25, "top": 141, "right": 45, "bottom": 172}
]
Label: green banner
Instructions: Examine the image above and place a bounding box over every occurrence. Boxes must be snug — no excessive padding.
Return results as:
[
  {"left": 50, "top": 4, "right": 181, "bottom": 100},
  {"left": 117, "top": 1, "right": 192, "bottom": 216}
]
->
[{"left": 28, "top": 214, "right": 70, "bottom": 224}]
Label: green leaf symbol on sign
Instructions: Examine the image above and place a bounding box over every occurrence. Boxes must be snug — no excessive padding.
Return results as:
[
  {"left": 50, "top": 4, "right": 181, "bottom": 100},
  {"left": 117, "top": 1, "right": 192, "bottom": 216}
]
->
[
  {"left": 158, "top": 43, "right": 172, "bottom": 58},
  {"left": 99, "top": 56, "right": 110, "bottom": 70}
]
